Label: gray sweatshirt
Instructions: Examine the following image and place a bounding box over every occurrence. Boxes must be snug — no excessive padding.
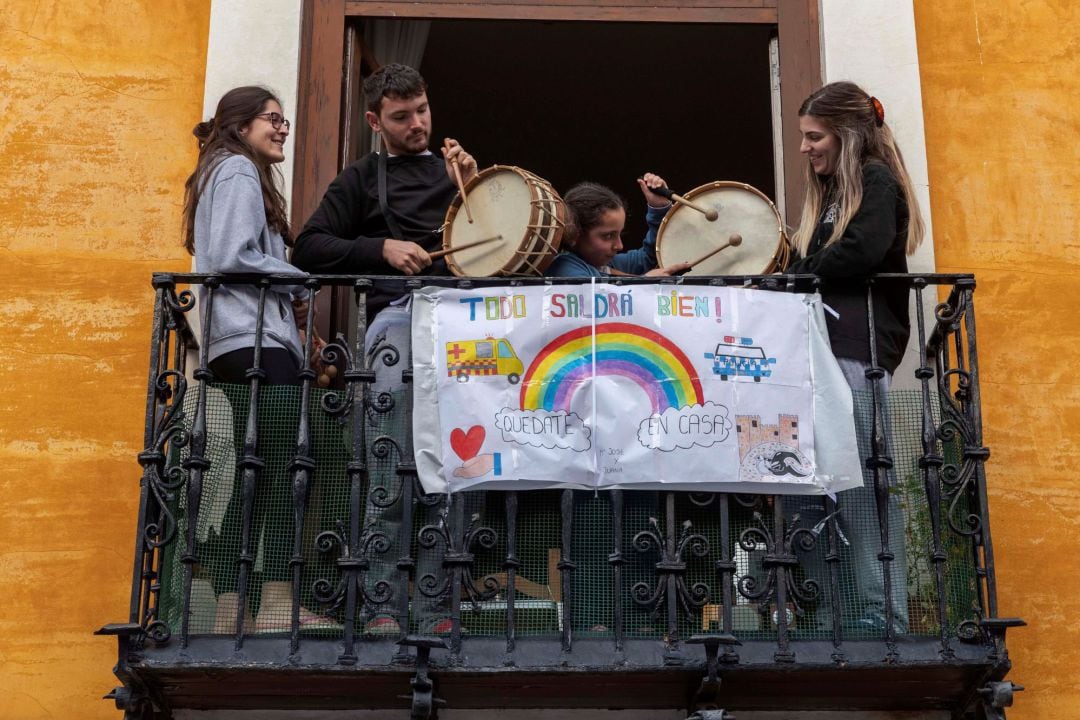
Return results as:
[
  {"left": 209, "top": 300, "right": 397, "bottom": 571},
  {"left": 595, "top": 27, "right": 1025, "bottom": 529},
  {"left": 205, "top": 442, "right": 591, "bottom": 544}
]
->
[{"left": 194, "top": 153, "right": 307, "bottom": 366}]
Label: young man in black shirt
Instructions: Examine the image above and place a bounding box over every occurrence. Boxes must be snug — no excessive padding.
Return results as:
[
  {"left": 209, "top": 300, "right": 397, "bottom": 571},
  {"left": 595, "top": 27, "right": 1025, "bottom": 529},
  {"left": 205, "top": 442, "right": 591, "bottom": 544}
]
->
[{"left": 293, "top": 64, "right": 479, "bottom": 636}]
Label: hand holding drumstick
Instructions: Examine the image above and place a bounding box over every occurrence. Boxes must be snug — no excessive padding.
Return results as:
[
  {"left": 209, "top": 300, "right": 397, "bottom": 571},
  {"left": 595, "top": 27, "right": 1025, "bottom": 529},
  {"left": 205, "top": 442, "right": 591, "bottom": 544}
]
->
[
  {"left": 635, "top": 173, "right": 694, "bottom": 275},
  {"left": 640, "top": 177, "right": 719, "bottom": 221},
  {"left": 637, "top": 172, "right": 673, "bottom": 210},
  {"left": 442, "top": 138, "right": 478, "bottom": 222}
]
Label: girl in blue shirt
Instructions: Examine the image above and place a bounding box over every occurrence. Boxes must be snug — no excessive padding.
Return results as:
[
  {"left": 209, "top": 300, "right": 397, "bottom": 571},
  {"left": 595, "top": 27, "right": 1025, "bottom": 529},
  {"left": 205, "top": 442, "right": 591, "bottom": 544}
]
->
[{"left": 546, "top": 173, "right": 690, "bottom": 277}]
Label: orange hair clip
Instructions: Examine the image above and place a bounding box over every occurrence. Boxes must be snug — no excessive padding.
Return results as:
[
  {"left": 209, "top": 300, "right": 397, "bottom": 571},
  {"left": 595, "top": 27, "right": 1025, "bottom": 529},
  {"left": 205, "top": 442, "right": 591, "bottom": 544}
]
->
[{"left": 868, "top": 96, "right": 885, "bottom": 127}]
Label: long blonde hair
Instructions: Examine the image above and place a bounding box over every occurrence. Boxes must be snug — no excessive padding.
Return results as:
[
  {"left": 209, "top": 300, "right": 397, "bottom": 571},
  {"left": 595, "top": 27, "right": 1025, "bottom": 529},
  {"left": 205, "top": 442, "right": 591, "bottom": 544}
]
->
[{"left": 790, "top": 82, "right": 925, "bottom": 258}]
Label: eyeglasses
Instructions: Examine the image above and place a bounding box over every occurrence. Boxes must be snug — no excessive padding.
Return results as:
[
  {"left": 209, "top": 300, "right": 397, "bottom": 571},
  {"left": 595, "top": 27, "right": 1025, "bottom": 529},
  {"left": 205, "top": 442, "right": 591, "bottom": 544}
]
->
[{"left": 254, "top": 112, "right": 291, "bottom": 131}]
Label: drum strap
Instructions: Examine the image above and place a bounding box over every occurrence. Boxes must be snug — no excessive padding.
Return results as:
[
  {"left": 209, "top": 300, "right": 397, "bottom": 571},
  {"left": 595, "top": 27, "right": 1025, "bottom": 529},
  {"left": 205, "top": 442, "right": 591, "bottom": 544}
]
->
[{"left": 376, "top": 149, "right": 406, "bottom": 240}]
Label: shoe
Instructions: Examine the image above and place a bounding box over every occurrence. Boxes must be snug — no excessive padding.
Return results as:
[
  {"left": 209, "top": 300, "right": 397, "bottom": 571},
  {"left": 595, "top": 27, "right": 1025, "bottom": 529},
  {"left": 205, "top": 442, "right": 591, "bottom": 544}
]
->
[
  {"left": 211, "top": 592, "right": 255, "bottom": 635},
  {"left": 189, "top": 579, "right": 217, "bottom": 634},
  {"left": 364, "top": 615, "right": 402, "bottom": 636},
  {"left": 421, "top": 617, "right": 454, "bottom": 635},
  {"left": 843, "top": 611, "right": 908, "bottom": 637},
  {"left": 253, "top": 581, "right": 342, "bottom": 633}
]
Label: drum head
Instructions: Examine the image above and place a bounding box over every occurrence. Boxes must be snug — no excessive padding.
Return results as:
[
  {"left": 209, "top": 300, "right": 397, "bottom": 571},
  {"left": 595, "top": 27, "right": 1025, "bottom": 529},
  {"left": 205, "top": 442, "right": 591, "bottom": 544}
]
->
[
  {"left": 446, "top": 167, "right": 536, "bottom": 277},
  {"left": 656, "top": 182, "right": 784, "bottom": 276}
]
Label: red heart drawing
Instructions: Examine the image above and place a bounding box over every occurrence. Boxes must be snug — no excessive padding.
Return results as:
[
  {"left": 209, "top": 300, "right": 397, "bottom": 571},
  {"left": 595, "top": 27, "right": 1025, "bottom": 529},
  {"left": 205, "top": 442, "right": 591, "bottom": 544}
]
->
[{"left": 450, "top": 425, "right": 485, "bottom": 462}]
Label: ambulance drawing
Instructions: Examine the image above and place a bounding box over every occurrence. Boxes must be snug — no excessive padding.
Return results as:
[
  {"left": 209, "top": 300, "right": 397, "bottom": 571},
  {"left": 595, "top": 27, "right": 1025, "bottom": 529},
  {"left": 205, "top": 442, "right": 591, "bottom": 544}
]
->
[
  {"left": 704, "top": 336, "right": 776, "bottom": 382},
  {"left": 446, "top": 338, "right": 524, "bottom": 384}
]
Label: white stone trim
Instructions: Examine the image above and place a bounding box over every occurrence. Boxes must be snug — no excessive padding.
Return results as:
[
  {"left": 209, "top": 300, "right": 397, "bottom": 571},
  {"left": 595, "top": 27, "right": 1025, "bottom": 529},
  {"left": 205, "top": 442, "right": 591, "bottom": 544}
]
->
[
  {"left": 820, "top": 0, "right": 936, "bottom": 385},
  {"left": 819, "top": 0, "right": 935, "bottom": 271},
  {"left": 202, "top": 0, "right": 303, "bottom": 201}
]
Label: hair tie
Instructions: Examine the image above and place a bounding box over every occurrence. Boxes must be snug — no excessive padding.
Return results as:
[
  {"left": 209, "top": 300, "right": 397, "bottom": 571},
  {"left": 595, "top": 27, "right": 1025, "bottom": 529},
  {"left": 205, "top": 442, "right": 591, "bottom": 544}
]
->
[
  {"left": 868, "top": 96, "right": 885, "bottom": 128},
  {"left": 193, "top": 119, "right": 216, "bottom": 142}
]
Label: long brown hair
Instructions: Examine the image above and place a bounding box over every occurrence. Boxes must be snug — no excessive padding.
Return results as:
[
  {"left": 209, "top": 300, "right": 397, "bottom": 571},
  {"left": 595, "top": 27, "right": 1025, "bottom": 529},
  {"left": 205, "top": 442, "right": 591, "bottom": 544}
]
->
[
  {"left": 182, "top": 86, "right": 291, "bottom": 254},
  {"left": 790, "top": 81, "right": 925, "bottom": 258}
]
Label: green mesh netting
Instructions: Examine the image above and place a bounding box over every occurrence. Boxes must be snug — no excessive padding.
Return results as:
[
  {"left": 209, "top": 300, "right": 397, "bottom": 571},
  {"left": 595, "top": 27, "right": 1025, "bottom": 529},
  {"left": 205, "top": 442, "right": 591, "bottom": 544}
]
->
[{"left": 157, "top": 386, "right": 978, "bottom": 641}]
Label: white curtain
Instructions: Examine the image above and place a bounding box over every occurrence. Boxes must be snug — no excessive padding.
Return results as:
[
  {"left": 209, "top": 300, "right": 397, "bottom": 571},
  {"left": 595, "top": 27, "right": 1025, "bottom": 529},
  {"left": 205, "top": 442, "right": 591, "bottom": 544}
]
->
[{"left": 361, "top": 19, "right": 432, "bottom": 155}]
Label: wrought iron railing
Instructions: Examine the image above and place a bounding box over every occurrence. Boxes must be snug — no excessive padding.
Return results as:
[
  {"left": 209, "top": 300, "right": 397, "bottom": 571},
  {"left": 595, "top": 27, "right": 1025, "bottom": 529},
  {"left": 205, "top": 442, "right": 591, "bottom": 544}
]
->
[{"left": 100, "top": 273, "right": 1023, "bottom": 719}]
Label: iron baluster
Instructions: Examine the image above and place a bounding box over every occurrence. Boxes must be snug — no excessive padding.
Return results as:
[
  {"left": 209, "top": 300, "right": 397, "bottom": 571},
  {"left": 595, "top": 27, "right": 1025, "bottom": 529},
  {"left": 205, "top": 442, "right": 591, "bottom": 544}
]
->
[
  {"left": 313, "top": 518, "right": 391, "bottom": 630},
  {"left": 131, "top": 283, "right": 170, "bottom": 638},
  {"left": 131, "top": 285, "right": 167, "bottom": 637},
  {"left": 690, "top": 492, "right": 739, "bottom": 663},
  {"left": 353, "top": 313, "right": 417, "bottom": 650},
  {"left": 134, "top": 283, "right": 198, "bottom": 646},
  {"left": 233, "top": 279, "right": 272, "bottom": 649},
  {"left": 398, "top": 315, "right": 426, "bottom": 650},
  {"left": 559, "top": 488, "right": 575, "bottom": 652},
  {"left": 417, "top": 496, "right": 500, "bottom": 660},
  {"left": 178, "top": 281, "right": 215, "bottom": 648},
  {"left": 286, "top": 281, "right": 321, "bottom": 654},
  {"left": 313, "top": 282, "right": 387, "bottom": 659},
  {"left": 736, "top": 502, "right": 819, "bottom": 662},
  {"left": 863, "top": 281, "right": 899, "bottom": 657},
  {"left": 610, "top": 489, "right": 625, "bottom": 653},
  {"left": 504, "top": 490, "right": 520, "bottom": 659},
  {"left": 631, "top": 493, "right": 711, "bottom": 651},
  {"left": 715, "top": 493, "right": 739, "bottom": 663},
  {"left": 931, "top": 289, "right": 987, "bottom": 643},
  {"left": 913, "top": 280, "right": 952, "bottom": 657},
  {"left": 959, "top": 282, "right": 1000, "bottom": 620},
  {"left": 822, "top": 494, "right": 845, "bottom": 661},
  {"left": 932, "top": 290, "right": 982, "bottom": 539},
  {"left": 771, "top": 496, "right": 793, "bottom": 661}
]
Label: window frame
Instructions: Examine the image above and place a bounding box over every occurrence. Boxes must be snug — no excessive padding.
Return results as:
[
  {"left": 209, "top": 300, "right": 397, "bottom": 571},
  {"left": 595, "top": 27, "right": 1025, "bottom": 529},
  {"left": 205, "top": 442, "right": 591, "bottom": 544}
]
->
[{"left": 291, "top": 0, "right": 822, "bottom": 231}]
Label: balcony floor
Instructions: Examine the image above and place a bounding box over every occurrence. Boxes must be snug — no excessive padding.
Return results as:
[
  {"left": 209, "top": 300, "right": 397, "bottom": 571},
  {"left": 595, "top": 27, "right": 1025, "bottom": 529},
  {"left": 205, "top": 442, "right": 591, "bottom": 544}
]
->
[{"left": 132, "top": 636, "right": 999, "bottom": 713}]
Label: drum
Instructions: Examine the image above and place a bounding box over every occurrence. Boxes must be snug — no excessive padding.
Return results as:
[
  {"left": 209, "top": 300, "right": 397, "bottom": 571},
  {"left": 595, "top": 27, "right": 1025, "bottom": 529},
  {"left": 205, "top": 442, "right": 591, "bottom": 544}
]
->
[
  {"left": 655, "top": 181, "right": 790, "bottom": 276},
  {"left": 443, "top": 165, "right": 566, "bottom": 277}
]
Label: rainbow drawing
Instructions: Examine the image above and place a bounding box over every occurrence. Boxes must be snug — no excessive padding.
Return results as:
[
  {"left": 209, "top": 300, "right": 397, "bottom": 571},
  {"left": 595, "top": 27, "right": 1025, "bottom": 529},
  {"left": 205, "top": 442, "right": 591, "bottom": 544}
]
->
[{"left": 519, "top": 322, "right": 704, "bottom": 413}]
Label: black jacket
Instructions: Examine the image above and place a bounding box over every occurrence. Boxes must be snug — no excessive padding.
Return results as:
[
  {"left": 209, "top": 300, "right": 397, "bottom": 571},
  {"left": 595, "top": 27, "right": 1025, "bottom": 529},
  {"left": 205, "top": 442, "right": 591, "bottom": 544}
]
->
[
  {"left": 786, "top": 161, "right": 911, "bottom": 373},
  {"left": 292, "top": 152, "right": 456, "bottom": 317}
]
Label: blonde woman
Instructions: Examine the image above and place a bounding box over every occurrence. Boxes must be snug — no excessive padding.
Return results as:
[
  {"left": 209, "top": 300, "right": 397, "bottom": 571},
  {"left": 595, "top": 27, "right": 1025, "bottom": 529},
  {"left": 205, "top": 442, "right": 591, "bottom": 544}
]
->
[
  {"left": 787, "top": 80, "right": 925, "bottom": 386},
  {"left": 787, "top": 81, "right": 926, "bottom": 636}
]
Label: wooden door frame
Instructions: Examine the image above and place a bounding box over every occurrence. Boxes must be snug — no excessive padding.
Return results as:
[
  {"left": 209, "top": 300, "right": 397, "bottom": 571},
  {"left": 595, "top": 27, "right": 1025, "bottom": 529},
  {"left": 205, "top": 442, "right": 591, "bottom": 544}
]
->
[{"left": 292, "top": 0, "right": 821, "bottom": 232}]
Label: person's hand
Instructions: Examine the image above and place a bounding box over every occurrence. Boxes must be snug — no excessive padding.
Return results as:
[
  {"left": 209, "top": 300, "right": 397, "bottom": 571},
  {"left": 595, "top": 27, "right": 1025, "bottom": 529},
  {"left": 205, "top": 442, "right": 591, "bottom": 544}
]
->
[
  {"left": 291, "top": 297, "right": 310, "bottom": 333},
  {"left": 442, "top": 138, "right": 478, "bottom": 184},
  {"left": 453, "top": 454, "right": 495, "bottom": 479},
  {"left": 645, "top": 261, "right": 692, "bottom": 277},
  {"left": 637, "top": 172, "right": 671, "bottom": 209},
  {"left": 382, "top": 238, "right": 432, "bottom": 275}
]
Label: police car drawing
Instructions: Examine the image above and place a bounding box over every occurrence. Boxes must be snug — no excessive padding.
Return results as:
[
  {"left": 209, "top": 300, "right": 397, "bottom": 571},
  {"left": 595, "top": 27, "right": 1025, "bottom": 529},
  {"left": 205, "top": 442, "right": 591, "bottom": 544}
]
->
[
  {"left": 703, "top": 336, "right": 777, "bottom": 381},
  {"left": 445, "top": 337, "right": 524, "bottom": 384}
]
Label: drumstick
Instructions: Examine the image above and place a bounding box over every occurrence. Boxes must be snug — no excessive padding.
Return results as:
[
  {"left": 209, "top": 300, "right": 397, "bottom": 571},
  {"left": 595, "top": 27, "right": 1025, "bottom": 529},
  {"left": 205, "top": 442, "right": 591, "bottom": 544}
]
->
[
  {"left": 429, "top": 234, "right": 503, "bottom": 260},
  {"left": 444, "top": 139, "right": 473, "bottom": 223},
  {"left": 686, "top": 234, "right": 743, "bottom": 270},
  {"left": 647, "top": 183, "right": 719, "bottom": 222}
]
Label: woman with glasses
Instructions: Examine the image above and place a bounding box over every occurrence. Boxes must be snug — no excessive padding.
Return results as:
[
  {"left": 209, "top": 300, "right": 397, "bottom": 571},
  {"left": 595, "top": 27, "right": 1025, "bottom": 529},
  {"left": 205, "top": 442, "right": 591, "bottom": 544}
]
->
[
  {"left": 180, "top": 87, "right": 338, "bottom": 635},
  {"left": 182, "top": 85, "right": 308, "bottom": 384}
]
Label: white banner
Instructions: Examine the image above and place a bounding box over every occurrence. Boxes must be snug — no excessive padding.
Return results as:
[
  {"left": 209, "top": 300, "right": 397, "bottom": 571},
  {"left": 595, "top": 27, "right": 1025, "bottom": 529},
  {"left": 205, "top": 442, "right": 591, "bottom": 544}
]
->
[{"left": 412, "top": 283, "right": 861, "bottom": 496}]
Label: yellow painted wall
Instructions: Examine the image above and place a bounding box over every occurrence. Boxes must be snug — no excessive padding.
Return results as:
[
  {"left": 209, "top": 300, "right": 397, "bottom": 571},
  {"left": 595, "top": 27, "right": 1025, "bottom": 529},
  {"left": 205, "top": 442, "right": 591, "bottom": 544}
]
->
[
  {"left": 1, "top": 1, "right": 1074, "bottom": 718},
  {"left": 915, "top": 1, "right": 1080, "bottom": 718},
  {"left": 0, "top": 2, "right": 210, "bottom": 718}
]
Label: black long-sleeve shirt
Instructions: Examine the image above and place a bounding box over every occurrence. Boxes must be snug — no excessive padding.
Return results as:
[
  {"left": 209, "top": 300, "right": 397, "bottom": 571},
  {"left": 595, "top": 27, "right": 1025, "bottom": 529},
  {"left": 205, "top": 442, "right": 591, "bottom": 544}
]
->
[
  {"left": 292, "top": 152, "right": 456, "bottom": 317},
  {"left": 787, "top": 161, "right": 911, "bottom": 373}
]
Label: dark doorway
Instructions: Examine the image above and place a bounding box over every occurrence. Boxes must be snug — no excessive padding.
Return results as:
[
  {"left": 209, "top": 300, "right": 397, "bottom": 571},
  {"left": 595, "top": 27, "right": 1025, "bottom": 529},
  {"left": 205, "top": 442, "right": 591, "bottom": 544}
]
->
[{"left": 420, "top": 20, "right": 776, "bottom": 245}]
